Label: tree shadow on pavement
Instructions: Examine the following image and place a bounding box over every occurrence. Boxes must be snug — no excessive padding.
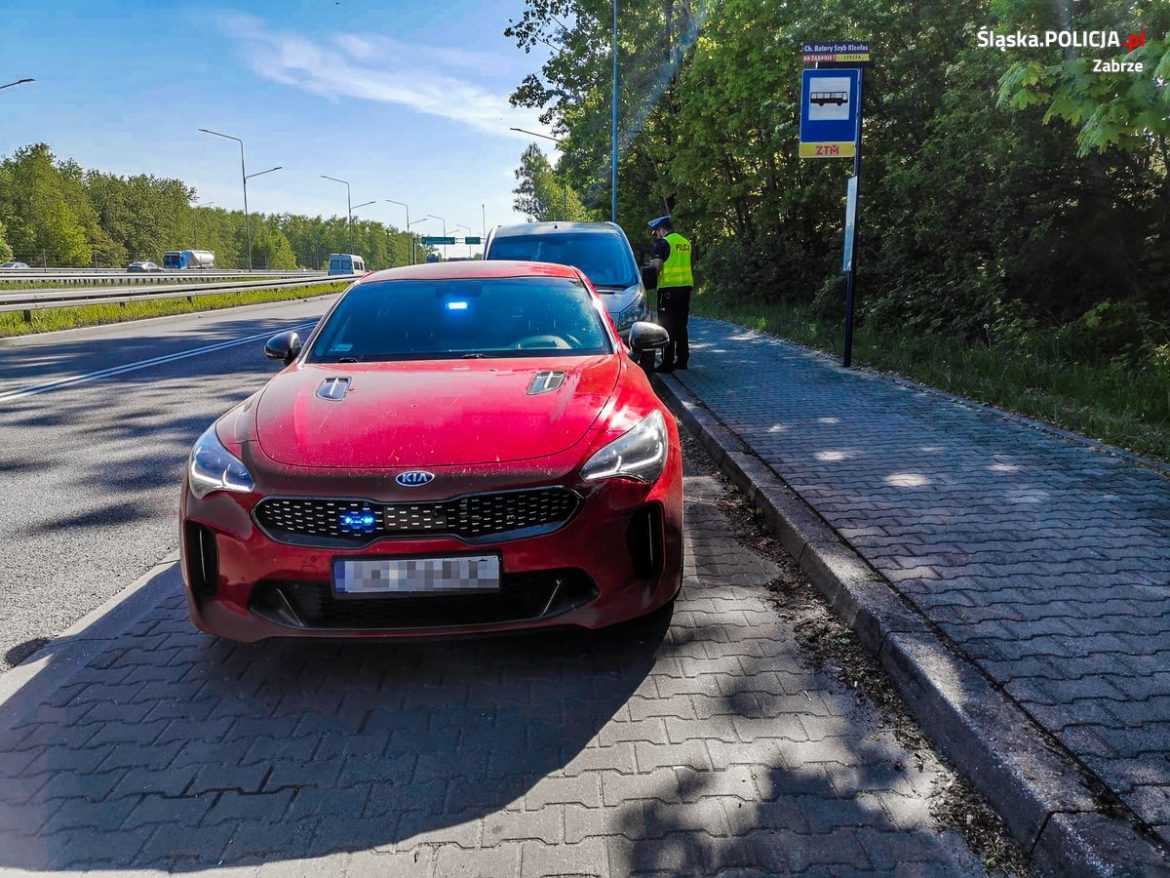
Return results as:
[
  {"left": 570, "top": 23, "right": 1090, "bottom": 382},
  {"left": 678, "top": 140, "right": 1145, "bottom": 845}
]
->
[{"left": 0, "top": 584, "right": 671, "bottom": 872}]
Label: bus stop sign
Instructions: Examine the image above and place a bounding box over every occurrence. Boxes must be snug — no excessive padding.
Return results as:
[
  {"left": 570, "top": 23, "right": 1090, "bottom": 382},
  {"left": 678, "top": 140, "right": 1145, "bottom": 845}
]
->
[{"left": 799, "top": 67, "right": 861, "bottom": 159}]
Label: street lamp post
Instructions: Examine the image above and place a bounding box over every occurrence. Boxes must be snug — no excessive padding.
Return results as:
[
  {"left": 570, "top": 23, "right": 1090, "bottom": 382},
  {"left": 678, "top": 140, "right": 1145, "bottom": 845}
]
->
[
  {"left": 349, "top": 201, "right": 377, "bottom": 264},
  {"left": 510, "top": 127, "right": 559, "bottom": 141},
  {"left": 198, "top": 129, "right": 251, "bottom": 269},
  {"left": 243, "top": 166, "right": 282, "bottom": 269},
  {"left": 410, "top": 217, "right": 438, "bottom": 261},
  {"left": 199, "top": 129, "right": 280, "bottom": 271},
  {"left": 0, "top": 78, "right": 35, "bottom": 91},
  {"left": 386, "top": 200, "right": 412, "bottom": 264},
  {"left": 321, "top": 175, "right": 354, "bottom": 253}
]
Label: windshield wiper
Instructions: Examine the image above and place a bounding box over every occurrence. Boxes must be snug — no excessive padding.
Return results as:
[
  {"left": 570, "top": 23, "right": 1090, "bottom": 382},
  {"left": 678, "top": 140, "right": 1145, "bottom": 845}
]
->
[
  {"left": 336, "top": 356, "right": 359, "bottom": 363},
  {"left": 462, "top": 353, "right": 487, "bottom": 359}
]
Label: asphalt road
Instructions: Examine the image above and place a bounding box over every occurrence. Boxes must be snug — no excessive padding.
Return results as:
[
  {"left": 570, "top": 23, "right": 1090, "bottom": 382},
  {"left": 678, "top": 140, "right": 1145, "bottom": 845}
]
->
[{"left": 0, "top": 296, "right": 338, "bottom": 670}]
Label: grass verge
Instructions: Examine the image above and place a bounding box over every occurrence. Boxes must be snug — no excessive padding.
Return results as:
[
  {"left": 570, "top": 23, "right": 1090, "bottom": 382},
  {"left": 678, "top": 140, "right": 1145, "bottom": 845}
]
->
[
  {"left": 690, "top": 289, "right": 1170, "bottom": 462},
  {"left": 0, "top": 281, "right": 349, "bottom": 339}
]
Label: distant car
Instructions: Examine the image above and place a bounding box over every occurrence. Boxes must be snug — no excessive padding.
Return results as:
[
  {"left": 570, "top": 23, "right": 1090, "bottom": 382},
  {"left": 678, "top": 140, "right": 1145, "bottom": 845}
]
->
[
  {"left": 127, "top": 261, "right": 163, "bottom": 273},
  {"left": 0, "top": 261, "right": 30, "bottom": 270},
  {"left": 180, "top": 260, "right": 681, "bottom": 642},
  {"left": 483, "top": 222, "right": 649, "bottom": 341}
]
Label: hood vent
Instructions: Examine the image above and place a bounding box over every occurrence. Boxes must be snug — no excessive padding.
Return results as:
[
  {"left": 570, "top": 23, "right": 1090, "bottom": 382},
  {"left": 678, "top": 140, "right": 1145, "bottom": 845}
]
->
[
  {"left": 528, "top": 371, "right": 566, "bottom": 395},
  {"left": 316, "top": 377, "right": 352, "bottom": 401}
]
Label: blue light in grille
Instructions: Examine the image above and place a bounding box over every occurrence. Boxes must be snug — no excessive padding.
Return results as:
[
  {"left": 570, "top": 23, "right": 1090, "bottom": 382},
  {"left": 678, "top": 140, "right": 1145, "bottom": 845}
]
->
[{"left": 339, "top": 511, "right": 377, "bottom": 533}]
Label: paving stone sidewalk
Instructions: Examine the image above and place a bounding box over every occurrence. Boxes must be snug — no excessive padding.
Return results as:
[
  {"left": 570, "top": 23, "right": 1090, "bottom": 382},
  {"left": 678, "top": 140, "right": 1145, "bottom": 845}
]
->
[
  {"left": 671, "top": 318, "right": 1170, "bottom": 854},
  {"left": 0, "top": 445, "right": 999, "bottom": 876}
]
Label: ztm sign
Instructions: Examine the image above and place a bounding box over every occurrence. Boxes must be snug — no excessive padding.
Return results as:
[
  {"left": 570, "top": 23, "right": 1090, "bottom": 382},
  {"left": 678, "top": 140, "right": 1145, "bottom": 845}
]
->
[{"left": 798, "top": 68, "right": 861, "bottom": 159}]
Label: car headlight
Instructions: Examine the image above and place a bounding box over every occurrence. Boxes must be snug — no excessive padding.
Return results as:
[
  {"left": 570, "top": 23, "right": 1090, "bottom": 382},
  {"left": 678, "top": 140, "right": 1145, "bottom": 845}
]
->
[
  {"left": 615, "top": 288, "right": 648, "bottom": 330},
  {"left": 581, "top": 410, "right": 667, "bottom": 483},
  {"left": 189, "top": 425, "right": 255, "bottom": 499}
]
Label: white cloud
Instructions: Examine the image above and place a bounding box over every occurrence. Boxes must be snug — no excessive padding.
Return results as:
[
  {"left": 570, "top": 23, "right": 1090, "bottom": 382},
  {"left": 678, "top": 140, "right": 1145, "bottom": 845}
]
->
[{"left": 221, "top": 13, "right": 551, "bottom": 140}]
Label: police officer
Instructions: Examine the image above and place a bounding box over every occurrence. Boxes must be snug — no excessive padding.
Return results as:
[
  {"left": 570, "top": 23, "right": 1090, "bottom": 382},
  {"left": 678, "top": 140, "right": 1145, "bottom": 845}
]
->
[{"left": 648, "top": 215, "right": 693, "bottom": 372}]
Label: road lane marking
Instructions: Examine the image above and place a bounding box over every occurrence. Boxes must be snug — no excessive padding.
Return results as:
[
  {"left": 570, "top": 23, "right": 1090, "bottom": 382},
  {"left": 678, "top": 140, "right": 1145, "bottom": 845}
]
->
[{"left": 0, "top": 322, "right": 317, "bottom": 403}]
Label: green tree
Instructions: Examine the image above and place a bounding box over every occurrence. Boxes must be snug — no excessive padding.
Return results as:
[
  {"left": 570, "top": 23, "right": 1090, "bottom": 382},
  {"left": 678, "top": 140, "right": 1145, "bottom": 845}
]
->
[
  {"left": 997, "top": 1, "right": 1170, "bottom": 155},
  {"left": 513, "top": 143, "right": 590, "bottom": 221},
  {"left": 0, "top": 144, "right": 99, "bottom": 265},
  {"left": 507, "top": 0, "right": 1169, "bottom": 339},
  {"left": 86, "top": 172, "right": 193, "bottom": 264}
]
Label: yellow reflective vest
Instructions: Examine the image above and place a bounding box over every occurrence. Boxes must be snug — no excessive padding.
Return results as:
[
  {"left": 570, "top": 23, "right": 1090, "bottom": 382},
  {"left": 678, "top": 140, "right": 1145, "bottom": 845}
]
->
[{"left": 659, "top": 232, "right": 694, "bottom": 288}]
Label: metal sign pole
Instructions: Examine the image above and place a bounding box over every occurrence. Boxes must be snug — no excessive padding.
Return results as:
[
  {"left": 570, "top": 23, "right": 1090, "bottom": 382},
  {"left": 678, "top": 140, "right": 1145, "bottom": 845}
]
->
[
  {"left": 843, "top": 65, "right": 864, "bottom": 368},
  {"left": 799, "top": 41, "right": 870, "bottom": 369}
]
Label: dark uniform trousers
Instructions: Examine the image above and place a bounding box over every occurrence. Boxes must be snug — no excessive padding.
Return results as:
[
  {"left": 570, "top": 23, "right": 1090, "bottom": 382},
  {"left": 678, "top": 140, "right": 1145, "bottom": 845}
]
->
[{"left": 657, "top": 285, "right": 692, "bottom": 368}]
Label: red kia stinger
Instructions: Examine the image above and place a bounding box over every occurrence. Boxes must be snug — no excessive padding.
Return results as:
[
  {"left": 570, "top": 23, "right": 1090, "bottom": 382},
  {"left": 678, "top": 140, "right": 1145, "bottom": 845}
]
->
[{"left": 180, "top": 260, "right": 682, "bottom": 641}]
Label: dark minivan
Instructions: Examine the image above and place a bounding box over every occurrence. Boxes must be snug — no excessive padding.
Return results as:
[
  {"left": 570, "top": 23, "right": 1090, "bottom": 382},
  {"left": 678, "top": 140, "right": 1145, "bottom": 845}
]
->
[{"left": 483, "top": 222, "right": 649, "bottom": 341}]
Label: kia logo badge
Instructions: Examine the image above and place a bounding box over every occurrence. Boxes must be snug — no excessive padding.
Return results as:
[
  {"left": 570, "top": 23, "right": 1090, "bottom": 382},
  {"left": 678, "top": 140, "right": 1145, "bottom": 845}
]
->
[{"left": 396, "top": 470, "right": 435, "bottom": 487}]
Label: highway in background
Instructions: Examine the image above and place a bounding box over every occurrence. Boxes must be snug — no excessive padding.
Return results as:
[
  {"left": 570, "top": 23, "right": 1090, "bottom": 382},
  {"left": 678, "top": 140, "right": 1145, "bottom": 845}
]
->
[
  {"left": 0, "top": 296, "right": 338, "bottom": 669},
  {"left": 0, "top": 274, "right": 352, "bottom": 314},
  {"left": 0, "top": 269, "right": 321, "bottom": 285}
]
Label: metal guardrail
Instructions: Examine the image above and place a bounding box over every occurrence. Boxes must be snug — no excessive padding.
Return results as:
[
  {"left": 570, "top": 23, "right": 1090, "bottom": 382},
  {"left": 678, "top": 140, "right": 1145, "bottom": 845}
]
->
[
  {"left": 0, "top": 270, "right": 326, "bottom": 287},
  {"left": 0, "top": 275, "right": 357, "bottom": 318}
]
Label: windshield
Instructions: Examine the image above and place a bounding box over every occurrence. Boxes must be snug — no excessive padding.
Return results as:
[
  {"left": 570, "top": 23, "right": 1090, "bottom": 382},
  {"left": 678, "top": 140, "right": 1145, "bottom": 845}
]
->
[
  {"left": 308, "top": 277, "right": 613, "bottom": 363},
  {"left": 486, "top": 232, "right": 638, "bottom": 288}
]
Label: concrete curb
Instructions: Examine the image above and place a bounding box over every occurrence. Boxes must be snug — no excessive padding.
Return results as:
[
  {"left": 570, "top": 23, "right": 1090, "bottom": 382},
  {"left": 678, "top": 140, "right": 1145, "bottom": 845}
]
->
[
  {"left": 654, "top": 374, "right": 1170, "bottom": 878},
  {"left": 0, "top": 553, "right": 180, "bottom": 738}
]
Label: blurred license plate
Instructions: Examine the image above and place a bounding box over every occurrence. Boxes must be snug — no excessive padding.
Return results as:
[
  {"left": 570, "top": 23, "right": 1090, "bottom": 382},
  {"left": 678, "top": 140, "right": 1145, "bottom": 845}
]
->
[{"left": 332, "top": 555, "right": 501, "bottom": 596}]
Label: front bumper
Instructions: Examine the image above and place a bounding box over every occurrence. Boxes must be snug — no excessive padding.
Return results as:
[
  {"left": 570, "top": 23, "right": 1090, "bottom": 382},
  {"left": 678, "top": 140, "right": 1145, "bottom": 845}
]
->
[{"left": 181, "top": 472, "right": 682, "bottom": 643}]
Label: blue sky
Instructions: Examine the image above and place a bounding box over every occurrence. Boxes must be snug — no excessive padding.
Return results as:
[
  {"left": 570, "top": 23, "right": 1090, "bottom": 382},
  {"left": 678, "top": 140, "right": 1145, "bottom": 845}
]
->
[{"left": 1, "top": 0, "right": 557, "bottom": 255}]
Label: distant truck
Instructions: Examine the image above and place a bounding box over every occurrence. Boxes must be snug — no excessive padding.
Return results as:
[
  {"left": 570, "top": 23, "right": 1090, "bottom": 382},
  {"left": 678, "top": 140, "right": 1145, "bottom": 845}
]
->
[{"left": 164, "top": 250, "right": 215, "bottom": 270}]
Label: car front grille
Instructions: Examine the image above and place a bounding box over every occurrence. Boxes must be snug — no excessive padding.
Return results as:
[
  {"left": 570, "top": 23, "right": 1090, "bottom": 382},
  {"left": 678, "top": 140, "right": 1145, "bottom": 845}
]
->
[
  {"left": 248, "top": 570, "right": 597, "bottom": 630},
  {"left": 254, "top": 487, "right": 580, "bottom": 546}
]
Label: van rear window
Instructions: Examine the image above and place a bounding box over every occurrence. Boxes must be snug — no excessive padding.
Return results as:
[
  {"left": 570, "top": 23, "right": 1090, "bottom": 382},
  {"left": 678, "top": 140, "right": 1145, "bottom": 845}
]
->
[{"left": 486, "top": 233, "right": 637, "bottom": 287}]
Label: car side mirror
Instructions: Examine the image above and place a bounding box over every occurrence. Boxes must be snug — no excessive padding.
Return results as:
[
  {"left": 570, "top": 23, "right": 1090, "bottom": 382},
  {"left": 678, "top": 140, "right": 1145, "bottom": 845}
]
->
[
  {"left": 641, "top": 265, "right": 657, "bottom": 291},
  {"left": 264, "top": 331, "right": 302, "bottom": 365},
  {"left": 629, "top": 321, "right": 669, "bottom": 352}
]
